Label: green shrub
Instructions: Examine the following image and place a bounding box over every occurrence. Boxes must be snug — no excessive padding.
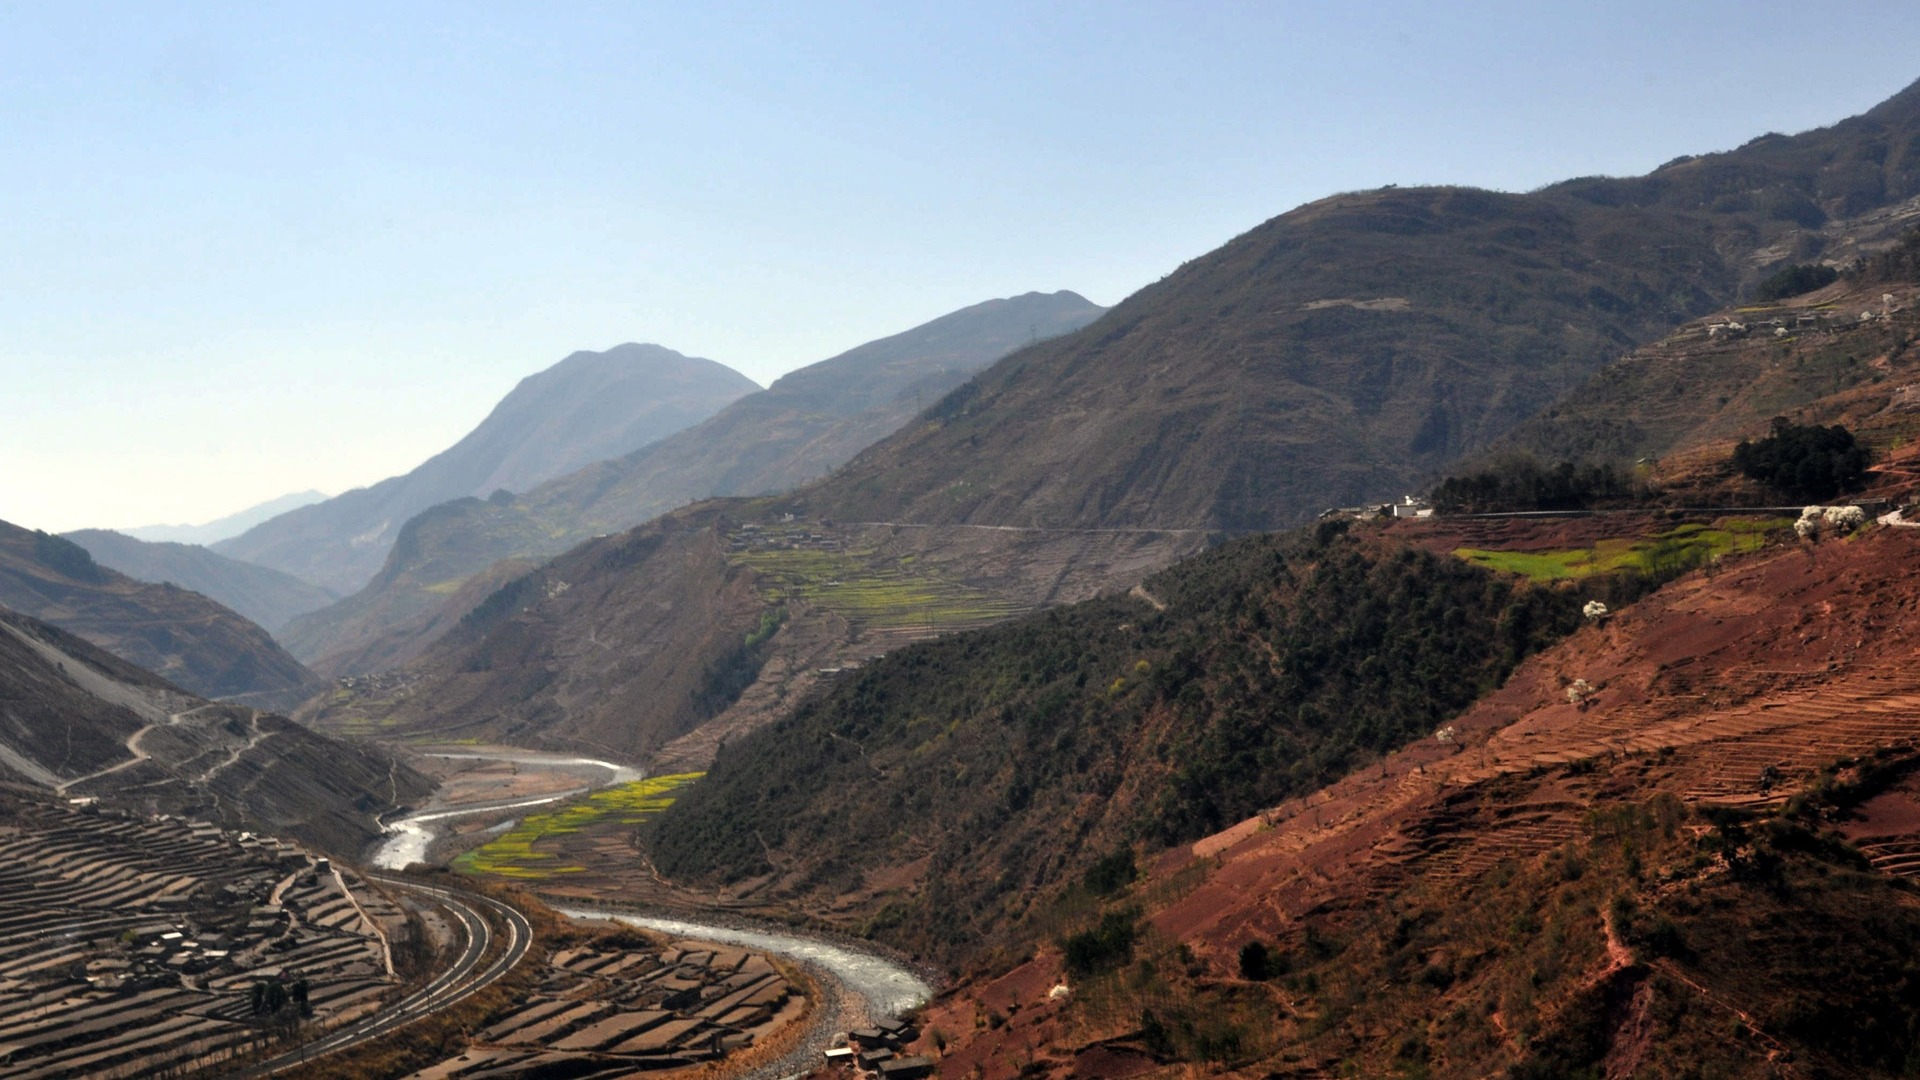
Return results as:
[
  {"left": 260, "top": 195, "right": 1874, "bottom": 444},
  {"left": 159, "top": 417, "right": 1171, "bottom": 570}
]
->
[
  {"left": 1061, "top": 910, "right": 1138, "bottom": 976},
  {"left": 1732, "top": 417, "right": 1869, "bottom": 501},
  {"left": 1082, "top": 848, "right": 1137, "bottom": 895},
  {"left": 1753, "top": 262, "right": 1837, "bottom": 301},
  {"left": 1431, "top": 457, "right": 1639, "bottom": 514},
  {"left": 1238, "top": 940, "right": 1274, "bottom": 980},
  {"left": 1848, "top": 226, "right": 1920, "bottom": 285}
]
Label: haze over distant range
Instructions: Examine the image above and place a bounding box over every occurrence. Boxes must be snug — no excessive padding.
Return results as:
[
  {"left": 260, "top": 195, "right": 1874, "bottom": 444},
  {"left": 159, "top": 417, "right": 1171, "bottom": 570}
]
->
[
  {"left": 4, "top": 4, "right": 1920, "bottom": 533},
  {"left": 121, "top": 490, "right": 329, "bottom": 545}
]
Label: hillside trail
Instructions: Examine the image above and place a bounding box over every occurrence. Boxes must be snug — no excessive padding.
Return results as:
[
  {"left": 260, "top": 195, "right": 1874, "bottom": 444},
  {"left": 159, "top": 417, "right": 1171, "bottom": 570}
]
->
[
  {"left": 54, "top": 702, "right": 217, "bottom": 795},
  {"left": 194, "top": 709, "right": 275, "bottom": 785},
  {"left": 1127, "top": 584, "right": 1167, "bottom": 611},
  {"left": 332, "top": 861, "right": 395, "bottom": 975}
]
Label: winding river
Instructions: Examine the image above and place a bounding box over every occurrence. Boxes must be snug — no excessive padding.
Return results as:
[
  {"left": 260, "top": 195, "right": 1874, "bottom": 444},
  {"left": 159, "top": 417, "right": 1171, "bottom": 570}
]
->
[
  {"left": 370, "top": 750, "right": 643, "bottom": 870},
  {"left": 418, "top": 750, "right": 643, "bottom": 783},
  {"left": 557, "top": 907, "right": 933, "bottom": 1020},
  {"left": 366, "top": 745, "right": 933, "bottom": 1078}
]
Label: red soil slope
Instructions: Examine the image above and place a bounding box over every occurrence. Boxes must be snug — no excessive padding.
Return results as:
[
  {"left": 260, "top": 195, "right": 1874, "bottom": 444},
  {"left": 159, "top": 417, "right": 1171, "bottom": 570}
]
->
[{"left": 916, "top": 523, "right": 1920, "bottom": 1078}]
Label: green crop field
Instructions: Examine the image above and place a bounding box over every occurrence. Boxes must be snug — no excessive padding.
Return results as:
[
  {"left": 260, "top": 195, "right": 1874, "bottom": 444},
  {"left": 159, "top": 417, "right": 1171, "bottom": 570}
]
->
[
  {"left": 730, "top": 546, "right": 1025, "bottom": 631},
  {"left": 455, "top": 772, "right": 704, "bottom": 880},
  {"left": 1454, "top": 519, "right": 1789, "bottom": 582}
]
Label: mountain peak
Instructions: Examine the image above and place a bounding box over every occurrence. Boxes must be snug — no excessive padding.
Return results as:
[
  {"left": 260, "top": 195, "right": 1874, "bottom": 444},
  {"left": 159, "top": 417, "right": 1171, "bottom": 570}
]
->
[
  {"left": 214, "top": 343, "right": 759, "bottom": 594},
  {"left": 544, "top": 343, "right": 760, "bottom": 388}
]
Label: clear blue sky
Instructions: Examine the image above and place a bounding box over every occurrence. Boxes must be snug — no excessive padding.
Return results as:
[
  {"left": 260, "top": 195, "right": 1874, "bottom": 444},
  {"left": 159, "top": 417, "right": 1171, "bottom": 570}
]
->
[{"left": 4, "top": 2, "right": 1919, "bottom": 533}]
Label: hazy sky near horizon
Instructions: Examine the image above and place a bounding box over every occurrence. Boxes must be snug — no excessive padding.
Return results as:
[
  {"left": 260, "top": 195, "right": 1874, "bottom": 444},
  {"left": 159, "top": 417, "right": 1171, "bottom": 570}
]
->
[{"left": 5, "top": 3, "right": 1920, "bottom": 534}]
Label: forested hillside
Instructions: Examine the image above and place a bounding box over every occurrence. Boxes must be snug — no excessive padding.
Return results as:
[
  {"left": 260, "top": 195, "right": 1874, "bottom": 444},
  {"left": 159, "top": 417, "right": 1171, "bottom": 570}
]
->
[
  {"left": 651, "top": 523, "right": 1637, "bottom": 957},
  {"left": 898, "top": 519, "right": 1920, "bottom": 1079}
]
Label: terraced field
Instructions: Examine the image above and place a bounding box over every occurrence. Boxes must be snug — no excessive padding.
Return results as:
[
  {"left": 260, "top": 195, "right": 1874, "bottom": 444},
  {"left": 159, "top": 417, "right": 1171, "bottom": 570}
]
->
[
  {"left": 0, "top": 798, "right": 400, "bottom": 1078},
  {"left": 1453, "top": 518, "right": 1787, "bottom": 581},
  {"left": 729, "top": 526, "right": 1027, "bottom": 639},
  {"left": 870, "top": 521, "right": 1920, "bottom": 1080},
  {"left": 1167, "top": 524, "right": 1920, "bottom": 945},
  {"left": 400, "top": 935, "right": 806, "bottom": 1078}
]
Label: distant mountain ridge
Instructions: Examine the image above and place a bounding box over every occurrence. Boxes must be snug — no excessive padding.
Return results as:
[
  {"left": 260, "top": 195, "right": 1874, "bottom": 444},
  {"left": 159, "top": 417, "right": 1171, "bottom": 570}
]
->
[
  {"left": 0, "top": 518, "right": 317, "bottom": 703},
  {"left": 801, "top": 77, "right": 1920, "bottom": 532},
  {"left": 121, "top": 490, "right": 329, "bottom": 545},
  {"left": 62, "top": 528, "right": 340, "bottom": 633},
  {"left": 213, "top": 343, "right": 759, "bottom": 594},
  {"left": 281, "top": 291, "right": 1106, "bottom": 672},
  {"left": 310, "top": 77, "right": 1920, "bottom": 768}
]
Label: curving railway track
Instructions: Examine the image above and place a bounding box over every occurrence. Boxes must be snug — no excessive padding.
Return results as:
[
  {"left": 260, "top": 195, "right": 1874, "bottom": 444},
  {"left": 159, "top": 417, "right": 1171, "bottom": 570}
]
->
[{"left": 227, "top": 876, "right": 531, "bottom": 1077}]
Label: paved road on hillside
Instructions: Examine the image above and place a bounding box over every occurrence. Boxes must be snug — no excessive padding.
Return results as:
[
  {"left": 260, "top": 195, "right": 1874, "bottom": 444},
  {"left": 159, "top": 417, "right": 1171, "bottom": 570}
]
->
[{"left": 229, "top": 877, "right": 531, "bottom": 1077}]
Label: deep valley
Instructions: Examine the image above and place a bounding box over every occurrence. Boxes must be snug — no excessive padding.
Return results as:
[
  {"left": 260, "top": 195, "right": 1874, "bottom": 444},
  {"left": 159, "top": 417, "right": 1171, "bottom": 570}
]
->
[{"left": 12, "top": 65, "right": 1920, "bottom": 1080}]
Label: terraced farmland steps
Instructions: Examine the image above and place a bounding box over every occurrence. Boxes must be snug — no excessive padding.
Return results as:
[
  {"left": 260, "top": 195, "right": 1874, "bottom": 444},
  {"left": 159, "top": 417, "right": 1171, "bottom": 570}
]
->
[
  {"left": 0, "top": 802, "right": 395, "bottom": 1079},
  {"left": 1393, "top": 680, "right": 1920, "bottom": 885},
  {"left": 1411, "top": 671, "right": 1920, "bottom": 800},
  {"left": 1197, "top": 663, "right": 1920, "bottom": 916},
  {"left": 1856, "top": 837, "right": 1920, "bottom": 877}
]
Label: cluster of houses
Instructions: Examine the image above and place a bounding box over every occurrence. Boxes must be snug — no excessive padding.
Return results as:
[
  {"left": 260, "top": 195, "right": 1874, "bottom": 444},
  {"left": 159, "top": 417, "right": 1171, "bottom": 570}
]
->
[
  {"left": 1702, "top": 314, "right": 1832, "bottom": 339},
  {"left": 1320, "top": 495, "right": 1433, "bottom": 522},
  {"left": 728, "top": 521, "right": 846, "bottom": 554},
  {"left": 821, "top": 1016, "right": 934, "bottom": 1079},
  {"left": 79, "top": 846, "right": 382, "bottom": 994},
  {"left": 1705, "top": 292, "right": 1905, "bottom": 341},
  {"left": 332, "top": 668, "right": 415, "bottom": 696}
]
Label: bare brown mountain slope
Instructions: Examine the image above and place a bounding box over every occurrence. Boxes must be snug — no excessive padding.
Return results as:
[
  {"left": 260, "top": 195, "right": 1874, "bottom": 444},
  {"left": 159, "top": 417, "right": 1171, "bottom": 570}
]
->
[
  {"left": 0, "top": 606, "right": 429, "bottom": 854},
  {"left": 300, "top": 503, "right": 1199, "bottom": 764},
  {"left": 63, "top": 527, "right": 340, "bottom": 632},
  {"left": 1495, "top": 275, "right": 1920, "bottom": 482},
  {"left": 906, "top": 519, "right": 1920, "bottom": 1079},
  {"left": 280, "top": 291, "right": 1107, "bottom": 676},
  {"left": 315, "top": 78, "right": 1920, "bottom": 768},
  {"left": 0, "top": 519, "right": 318, "bottom": 704},
  {"left": 214, "top": 342, "right": 758, "bottom": 595},
  {"left": 803, "top": 79, "right": 1920, "bottom": 532}
]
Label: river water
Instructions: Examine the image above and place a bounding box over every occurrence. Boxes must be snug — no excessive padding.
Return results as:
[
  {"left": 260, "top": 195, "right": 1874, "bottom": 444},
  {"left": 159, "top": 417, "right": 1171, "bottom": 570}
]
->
[
  {"left": 557, "top": 907, "right": 933, "bottom": 1019},
  {"left": 369, "top": 746, "right": 933, "bottom": 1073},
  {"left": 370, "top": 750, "right": 643, "bottom": 870},
  {"left": 419, "top": 751, "right": 644, "bottom": 784}
]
